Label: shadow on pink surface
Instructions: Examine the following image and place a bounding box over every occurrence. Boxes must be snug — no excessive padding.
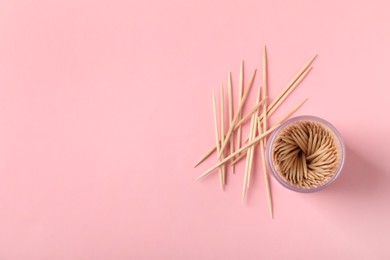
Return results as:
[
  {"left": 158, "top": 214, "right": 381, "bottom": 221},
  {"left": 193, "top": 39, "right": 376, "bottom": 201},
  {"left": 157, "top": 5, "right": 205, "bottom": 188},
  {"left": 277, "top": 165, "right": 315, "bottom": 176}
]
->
[{"left": 325, "top": 146, "right": 388, "bottom": 196}]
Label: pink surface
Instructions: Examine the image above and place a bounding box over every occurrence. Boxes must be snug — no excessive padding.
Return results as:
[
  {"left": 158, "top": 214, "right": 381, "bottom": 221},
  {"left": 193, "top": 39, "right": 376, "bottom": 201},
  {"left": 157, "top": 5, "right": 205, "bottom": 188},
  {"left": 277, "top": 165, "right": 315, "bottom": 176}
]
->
[{"left": 0, "top": 0, "right": 389, "bottom": 259}]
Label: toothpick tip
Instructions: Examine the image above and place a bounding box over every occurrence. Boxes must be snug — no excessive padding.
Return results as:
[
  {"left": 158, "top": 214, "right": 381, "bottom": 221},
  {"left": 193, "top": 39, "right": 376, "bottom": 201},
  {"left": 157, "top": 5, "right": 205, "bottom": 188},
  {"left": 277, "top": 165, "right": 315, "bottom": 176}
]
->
[
  {"left": 195, "top": 173, "right": 207, "bottom": 181},
  {"left": 194, "top": 159, "right": 203, "bottom": 168},
  {"left": 193, "top": 160, "right": 203, "bottom": 168},
  {"left": 310, "top": 54, "right": 318, "bottom": 63}
]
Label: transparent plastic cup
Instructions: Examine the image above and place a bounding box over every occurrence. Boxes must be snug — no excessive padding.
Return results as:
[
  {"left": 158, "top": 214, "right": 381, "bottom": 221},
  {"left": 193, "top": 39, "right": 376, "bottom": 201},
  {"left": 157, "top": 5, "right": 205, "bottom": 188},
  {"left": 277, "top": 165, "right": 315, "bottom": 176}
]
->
[{"left": 266, "top": 115, "right": 345, "bottom": 193}]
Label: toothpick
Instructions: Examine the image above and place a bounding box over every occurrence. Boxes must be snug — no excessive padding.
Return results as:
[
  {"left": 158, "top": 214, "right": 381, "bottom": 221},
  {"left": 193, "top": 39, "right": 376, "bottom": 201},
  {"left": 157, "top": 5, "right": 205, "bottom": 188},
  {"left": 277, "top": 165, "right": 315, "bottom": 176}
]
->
[
  {"left": 246, "top": 116, "right": 258, "bottom": 189},
  {"left": 242, "top": 114, "right": 256, "bottom": 204},
  {"left": 236, "top": 60, "right": 244, "bottom": 163},
  {"left": 220, "top": 84, "right": 226, "bottom": 187},
  {"left": 227, "top": 72, "right": 235, "bottom": 173},
  {"left": 260, "top": 45, "right": 273, "bottom": 218},
  {"left": 193, "top": 146, "right": 216, "bottom": 168},
  {"left": 262, "top": 46, "right": 268, "bottom": 131},
  {"left": 247, "top": 86, "right": 262, "bottom": 189},
  {"left": 243, "top": 111, "right": 259, "bottom": 203},
  {"left": 212, "top": 89, "right": 224, "bottom": 190}
]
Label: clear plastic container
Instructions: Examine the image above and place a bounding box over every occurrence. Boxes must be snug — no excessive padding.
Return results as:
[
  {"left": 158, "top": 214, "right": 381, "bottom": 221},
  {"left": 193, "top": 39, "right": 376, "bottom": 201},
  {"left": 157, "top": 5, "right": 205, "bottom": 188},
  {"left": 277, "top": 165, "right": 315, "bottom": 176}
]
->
[{"left": 266, "top": 115, "right": 345, "bottom": 193}]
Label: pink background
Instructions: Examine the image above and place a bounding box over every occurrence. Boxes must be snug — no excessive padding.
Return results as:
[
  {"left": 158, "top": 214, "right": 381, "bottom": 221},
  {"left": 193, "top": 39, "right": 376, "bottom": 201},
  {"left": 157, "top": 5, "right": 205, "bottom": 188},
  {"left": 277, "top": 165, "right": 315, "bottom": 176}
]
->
[{"left": 0, "top": 0, "right": 389, "bottom": 259}]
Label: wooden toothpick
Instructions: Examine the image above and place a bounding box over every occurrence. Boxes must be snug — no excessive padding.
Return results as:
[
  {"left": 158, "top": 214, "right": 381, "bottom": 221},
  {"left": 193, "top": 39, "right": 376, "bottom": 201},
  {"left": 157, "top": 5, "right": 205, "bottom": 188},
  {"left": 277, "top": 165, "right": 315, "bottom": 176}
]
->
[
  {"left": 261, "top": 46, "right": 273, "bottom": 219},
  {"left": 193, "top": 146, "right": 216, "bottom": 168},
  {"left": 236, "top": 60, "right": 244, "bottom": 164},
  {"left": 242, "top": 114, "right": 256, "bottom": 204},
  {"left": 220, "top": 84, "right": 226, "bottom": 187},
  {"left": 227, "top": 72, "right": 235, "bottom": 173},
  {"left": 212, "top": 89, "right": 224, "bottom": 190},
  {"left": 247, "top": 86, "right": 262, "bottom": 190}
]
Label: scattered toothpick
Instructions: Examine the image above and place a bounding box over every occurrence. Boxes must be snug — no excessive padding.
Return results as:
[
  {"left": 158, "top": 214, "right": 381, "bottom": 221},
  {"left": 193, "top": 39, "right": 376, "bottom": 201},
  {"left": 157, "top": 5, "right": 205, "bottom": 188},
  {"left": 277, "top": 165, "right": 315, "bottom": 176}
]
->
[
  {"left": 247, "top": 86, "right": 262, "bottom": 189},
  {"left": 220, "top": 84, "right": 226, "bottom": 187},
  {"left": 260, "top": 46, "right": 273, "bottom": 218},
  {"left": 227, "top": 72, "right": 235, "bottom": 173},
  {"left": 242, "top": 114, "right": 256, "bottom": 204},
  {"left": 194, "top": 49, "right": 317, "bottom": 219},
  {"left": 194, "top": 55, "right": 315, "bottom": 168},
  {"left": 212, "top": 89, "right": 224, "bottom": 190},
  {"left": 242, "top": 84, "right": 262, "bottom": 204},
  {"left": 236, "top": 61, "right": 244, "bottom": 164}
]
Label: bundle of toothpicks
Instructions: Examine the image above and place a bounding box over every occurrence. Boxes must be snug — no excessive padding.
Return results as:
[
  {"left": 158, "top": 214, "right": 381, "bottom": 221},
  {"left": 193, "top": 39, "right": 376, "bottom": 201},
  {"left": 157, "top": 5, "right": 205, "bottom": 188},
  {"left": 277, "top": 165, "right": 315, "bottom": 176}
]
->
[{"left": 194, "top": 46, "right": 317, "bottom": 218}]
